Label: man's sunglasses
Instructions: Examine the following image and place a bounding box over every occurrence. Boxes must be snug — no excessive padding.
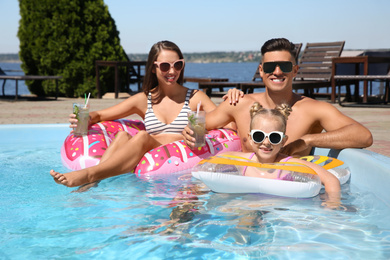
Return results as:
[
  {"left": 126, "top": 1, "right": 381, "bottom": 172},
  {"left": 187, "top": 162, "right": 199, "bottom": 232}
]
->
[
  {"left": 262, "top": 61, "right": 293, "bottom": 74},
  {"left": 154, "top": 59, "right": 185, "bottom": 72},
  {"left": 250, "top": 130, "right": 284, "bottom": 145}
]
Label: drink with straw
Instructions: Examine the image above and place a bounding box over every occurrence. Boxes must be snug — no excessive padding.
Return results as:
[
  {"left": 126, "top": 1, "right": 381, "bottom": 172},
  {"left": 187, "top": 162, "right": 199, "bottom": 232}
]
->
[
  {"left": 188, "top": 111, "right": 206, "bottom": 147},
  {"left": 73, "top": 93, "right": 91, "bottom": 136},
  {"left": 73, "top": 103, "right": 90, "bottom": 136}
]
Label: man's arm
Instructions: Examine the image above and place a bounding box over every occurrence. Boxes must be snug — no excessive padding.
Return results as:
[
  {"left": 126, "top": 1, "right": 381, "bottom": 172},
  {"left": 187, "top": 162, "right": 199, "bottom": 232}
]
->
[{"left": 282, "top": 100, "right": 373, "bottom": 155}]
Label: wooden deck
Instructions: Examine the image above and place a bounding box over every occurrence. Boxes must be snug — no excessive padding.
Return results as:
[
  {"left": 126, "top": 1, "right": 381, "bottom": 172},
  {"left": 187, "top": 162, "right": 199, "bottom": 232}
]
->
[
  {"left": 0, "top": 75, "right": 63, "bottom": 100},
  {"left": 184, "top": 77, "right": 228, "bottom": 83},
  {"left": 95, "top": 60, "right": 146, "bottom": 99}
]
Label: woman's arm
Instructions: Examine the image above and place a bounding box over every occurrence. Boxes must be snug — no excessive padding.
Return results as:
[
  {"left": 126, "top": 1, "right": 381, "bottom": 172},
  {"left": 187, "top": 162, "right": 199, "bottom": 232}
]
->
[
  {"left": 69, "top": 93, "right": 148, "bottom": 131},
  {"left": 188, "top": 89, "right": 216, "bottom": 112},
  {"left": 90, "top": 93, "right": 148, "bottom": 123}
]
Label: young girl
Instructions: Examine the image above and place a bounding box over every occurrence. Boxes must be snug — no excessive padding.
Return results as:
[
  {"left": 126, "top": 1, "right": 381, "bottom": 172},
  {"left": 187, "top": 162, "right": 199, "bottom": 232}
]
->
[
  {"left": 225, "top": 102, "right": 342, "bottom": 209},
  {"left": 50, "top": 41, "right": 240, "bottom": 188}
]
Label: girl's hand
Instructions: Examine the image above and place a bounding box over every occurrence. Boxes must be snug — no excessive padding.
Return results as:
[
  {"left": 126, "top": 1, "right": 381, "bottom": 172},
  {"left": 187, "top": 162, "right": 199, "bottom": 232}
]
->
[
  {"left": 321, "top": 190, "right": 346, "bottom": 210},
  {"left": 222, "top": 88, "right": 244, "bottom": 105},
  {"left": 321, "top": 201, "right": 347, "bottom": 211}
]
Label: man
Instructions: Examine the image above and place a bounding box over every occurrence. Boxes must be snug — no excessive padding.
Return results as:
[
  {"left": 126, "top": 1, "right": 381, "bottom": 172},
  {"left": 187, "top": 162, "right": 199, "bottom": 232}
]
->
[{"left": 183, "top": 38, "right": 373, "bottom": 156}]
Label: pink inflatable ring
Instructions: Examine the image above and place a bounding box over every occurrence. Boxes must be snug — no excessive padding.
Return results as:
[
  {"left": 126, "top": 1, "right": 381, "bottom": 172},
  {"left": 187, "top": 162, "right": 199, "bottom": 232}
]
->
[{"left": 61, "top": 119, "right": 242, "bottom": 179}]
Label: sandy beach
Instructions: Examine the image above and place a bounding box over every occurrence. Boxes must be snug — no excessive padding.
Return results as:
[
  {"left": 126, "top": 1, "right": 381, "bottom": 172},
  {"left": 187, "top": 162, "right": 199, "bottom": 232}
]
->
[{"left": 1, "top": 96, "right": 389, "bottom": 157}]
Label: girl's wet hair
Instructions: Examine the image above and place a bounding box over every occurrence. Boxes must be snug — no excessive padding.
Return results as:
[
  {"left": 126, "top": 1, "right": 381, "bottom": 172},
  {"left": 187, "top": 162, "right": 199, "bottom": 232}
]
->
[
  {"left": 249, "top": 102, "right": 292, "bottom": 132},
  {"left": 142, "top": 40, "right": 185, "bottom": 96}
]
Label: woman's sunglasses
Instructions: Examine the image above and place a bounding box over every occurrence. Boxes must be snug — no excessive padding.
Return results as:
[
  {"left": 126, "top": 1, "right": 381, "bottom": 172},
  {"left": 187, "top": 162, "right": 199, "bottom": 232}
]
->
[
  {"left": 262, "top": 61, "right": 293, "bottom": 74},
  {"left": 154, "top": 59, "right": 185, "bottom": 72},
  {"left": 250, "top": 130, "right": 284, "bottom": 145}
]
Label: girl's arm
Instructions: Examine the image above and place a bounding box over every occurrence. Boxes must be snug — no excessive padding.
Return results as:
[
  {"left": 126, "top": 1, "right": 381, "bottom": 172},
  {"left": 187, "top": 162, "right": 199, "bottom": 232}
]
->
[{"left": 288, "top": 157, "right": 342, "bottom": 209}]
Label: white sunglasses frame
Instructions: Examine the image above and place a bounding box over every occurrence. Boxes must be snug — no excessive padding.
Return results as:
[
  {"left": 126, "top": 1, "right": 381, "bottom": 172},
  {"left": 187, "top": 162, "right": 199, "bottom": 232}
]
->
[
  {"left": 249, "top": 130, "right": 284, "bottom": 145},
  {"left": 154, "top": 59, "right": 185, "bottom": 72}
]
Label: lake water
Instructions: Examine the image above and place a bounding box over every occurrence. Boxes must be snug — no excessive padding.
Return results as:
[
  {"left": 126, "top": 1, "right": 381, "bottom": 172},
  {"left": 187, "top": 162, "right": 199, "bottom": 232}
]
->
[
  {"left": 0, "top": 62, "right": 385, "bottom": 96},
  {"left": 0, "top": 62, "right": 259, "bottom": 96}
]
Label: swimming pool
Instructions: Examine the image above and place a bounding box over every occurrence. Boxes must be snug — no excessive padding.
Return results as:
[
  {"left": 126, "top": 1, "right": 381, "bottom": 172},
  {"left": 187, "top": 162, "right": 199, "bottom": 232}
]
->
[{"left": 1, "top": 124, "right": 390, "bottom": 259}]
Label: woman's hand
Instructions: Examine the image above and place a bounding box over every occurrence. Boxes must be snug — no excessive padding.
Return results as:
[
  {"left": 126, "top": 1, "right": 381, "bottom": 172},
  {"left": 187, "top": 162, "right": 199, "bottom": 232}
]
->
[
  {"left": 182, "top": 125, "right": 196, "bottom": 150},
  {"left": 222, "top": 88, "right": 244, "bottom": 105},
  {"left": 69, "top": 113, "right": 78, "bottom": 133},
  {"left": 69, "top": 113, "right": 92, "bottom": 133}
]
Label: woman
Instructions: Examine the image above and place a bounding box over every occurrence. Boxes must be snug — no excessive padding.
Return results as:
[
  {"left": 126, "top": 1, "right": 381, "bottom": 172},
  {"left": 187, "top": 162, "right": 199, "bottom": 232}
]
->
[{"left": 50, "top": 41, "right": 241, "bottom": 188}]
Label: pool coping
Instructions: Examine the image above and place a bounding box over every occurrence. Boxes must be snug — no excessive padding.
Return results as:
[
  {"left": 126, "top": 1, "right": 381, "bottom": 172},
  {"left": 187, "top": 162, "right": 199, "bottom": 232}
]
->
[
  {"left": 313, "top": 147, "right": 390, "bottom": 208},
  {"left": 0, "top": 123, "right": 68, "bottom": 129}
]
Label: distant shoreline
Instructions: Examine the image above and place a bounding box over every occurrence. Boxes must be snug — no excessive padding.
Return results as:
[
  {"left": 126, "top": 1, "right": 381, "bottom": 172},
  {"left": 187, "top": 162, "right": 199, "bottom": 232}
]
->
[
  {"left": 0, "top": 60, "right": 21, "bottom": 63},
  {"left": 1, "top": 49, "right": 389, "bottom": 63},
  {"left": 0, "top": 53, "right": 20, "bottom": 62},
  {"left": 0, "top": 51, "right": 262, "bottom": 63}
]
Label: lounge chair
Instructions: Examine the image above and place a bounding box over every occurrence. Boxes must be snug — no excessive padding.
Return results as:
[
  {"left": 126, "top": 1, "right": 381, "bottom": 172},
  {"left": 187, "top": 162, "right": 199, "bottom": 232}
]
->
[
  {"left": 290, "top": 41, "right": 346, "bottom": 98},
  {"left": 198, "top": 43, "right": 302, "bottom": 96}
]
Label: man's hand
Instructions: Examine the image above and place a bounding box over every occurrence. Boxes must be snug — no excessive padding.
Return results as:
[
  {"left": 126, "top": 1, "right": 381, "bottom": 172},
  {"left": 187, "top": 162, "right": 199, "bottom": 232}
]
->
[
  {"left": 280, "top": 138, "right": 310, "bottom": 156},
  {"left": 182, "top": 125, "right": 196, "bottom": 150}
]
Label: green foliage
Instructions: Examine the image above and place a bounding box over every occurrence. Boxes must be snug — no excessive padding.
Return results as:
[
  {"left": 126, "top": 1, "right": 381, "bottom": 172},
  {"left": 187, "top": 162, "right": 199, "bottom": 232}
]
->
[{"left": 17, "top": 0, "right": 128, "bottom": 97}]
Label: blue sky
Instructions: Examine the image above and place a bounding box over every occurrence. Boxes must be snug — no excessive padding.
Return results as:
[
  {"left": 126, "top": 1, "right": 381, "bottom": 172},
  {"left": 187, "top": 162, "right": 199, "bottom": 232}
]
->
[{"left": 1, "top": 0, "right": 389, "bottom": 54}]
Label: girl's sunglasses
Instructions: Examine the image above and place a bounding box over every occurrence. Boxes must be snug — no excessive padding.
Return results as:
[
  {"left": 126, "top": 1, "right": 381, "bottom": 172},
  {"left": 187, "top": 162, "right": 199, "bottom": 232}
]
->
[
  {"left": 262, "top": 61, "right": 293, "bottom": 74},
  {"left": 154, "top": 59, "right": 185, "bottom": 72},
  {"left": 250, "top": 130, "right": 284, "bottom": 145}
]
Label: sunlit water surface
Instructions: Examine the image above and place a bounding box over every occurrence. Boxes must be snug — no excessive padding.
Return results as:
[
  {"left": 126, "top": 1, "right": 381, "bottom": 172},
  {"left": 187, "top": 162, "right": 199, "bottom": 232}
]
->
[{"left": 1, "top": 125, "right": 390, "bottom": 259}]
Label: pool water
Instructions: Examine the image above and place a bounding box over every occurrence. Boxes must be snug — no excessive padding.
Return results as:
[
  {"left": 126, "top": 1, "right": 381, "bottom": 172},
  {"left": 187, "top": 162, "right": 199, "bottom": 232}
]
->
[{"left": 1, "top": 125, "right": 390, "bottom": 259}]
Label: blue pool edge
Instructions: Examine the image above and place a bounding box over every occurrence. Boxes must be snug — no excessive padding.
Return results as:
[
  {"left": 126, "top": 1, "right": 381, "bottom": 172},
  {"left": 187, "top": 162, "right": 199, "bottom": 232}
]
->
[
  {"left": 0, "top": 123, "right": 68, "bottom": 129},
  {"left": 313, "top": 147, "right": 390, "bottom": 208}
]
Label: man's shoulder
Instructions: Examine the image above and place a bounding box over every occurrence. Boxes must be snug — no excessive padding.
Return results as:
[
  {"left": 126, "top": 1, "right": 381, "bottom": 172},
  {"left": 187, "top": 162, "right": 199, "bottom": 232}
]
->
[
  {"left": 294, "top": 95, "right": 332, "bottom": 109},
  {"left": 219, "top": 92, "right": 262, "bottom": 109},
  {"left": 292, "top": 95, "right": 339, "bottom": 120},
  {"left": 242, "top": 92, "right": 264, "bottom": 104}
]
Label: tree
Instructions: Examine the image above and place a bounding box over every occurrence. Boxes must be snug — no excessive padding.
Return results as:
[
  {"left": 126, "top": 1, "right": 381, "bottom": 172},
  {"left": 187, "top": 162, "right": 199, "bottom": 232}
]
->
[{"left": 18, "top": 0, "right": 129, "bottom": 97}]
